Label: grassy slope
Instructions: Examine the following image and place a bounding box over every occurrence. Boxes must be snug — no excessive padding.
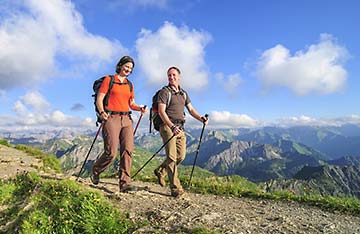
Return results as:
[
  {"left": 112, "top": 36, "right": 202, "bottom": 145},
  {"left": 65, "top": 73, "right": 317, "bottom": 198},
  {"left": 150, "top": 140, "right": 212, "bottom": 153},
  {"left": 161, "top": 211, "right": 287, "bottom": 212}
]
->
[{"left": 1, "top": 139, "right": 360, "bottom": 233}]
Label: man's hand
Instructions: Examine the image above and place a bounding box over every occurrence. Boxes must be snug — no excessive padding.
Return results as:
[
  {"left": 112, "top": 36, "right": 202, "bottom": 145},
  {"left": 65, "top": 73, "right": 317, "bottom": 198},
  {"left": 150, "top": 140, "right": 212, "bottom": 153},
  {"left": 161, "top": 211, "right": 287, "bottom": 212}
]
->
[
  {"left": 171, "top": 125, "right": 182, "bottom": 135},
  {"left": 201, "top": 114, "right": 209, "bottom": 125}
]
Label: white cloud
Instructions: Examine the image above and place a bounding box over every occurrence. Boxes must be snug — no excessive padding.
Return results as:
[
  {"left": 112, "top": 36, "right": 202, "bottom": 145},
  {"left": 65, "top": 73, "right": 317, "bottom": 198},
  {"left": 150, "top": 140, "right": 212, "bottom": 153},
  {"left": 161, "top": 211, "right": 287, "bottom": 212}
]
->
[
  {"left": 277, "top": 115, "right": 326, "bottom": 127},
  {"left": 13, "top": 110, "right": 93, "bottom": 128},
  {"left": 51, "top": 110, "right": 67, "bottom": 123},
  {"left": 136, "top": 21, "right": 211, "bottom": 90},
  {"left": 186, "top": 111, "right": 259, "bottom": 128},
  {"left": 0, "top": 0, "right": 125, "bottom": 90},
  {"left": 186, "top": 112, "right": 360, "bottom": 129},
  {"left": 20, "top": 91, "right": 51, "bottom": 112},
  {"left": 6, "top": 90, "right": 94, "bottom": 129},
  {"left": 12, "top": 100, "right": 28, "bottom": 115},
  {"left": 337, "top": 115, "right": 360, "bottom": 125},
  {"left": 276, "top": 115, "right": 360, "bottom": 127},
  {"left": 255, "top": 34, "right": 349, "bottom": 95},
  {"left": 216, "top": 72, "right": 243, "bottom": 94}
]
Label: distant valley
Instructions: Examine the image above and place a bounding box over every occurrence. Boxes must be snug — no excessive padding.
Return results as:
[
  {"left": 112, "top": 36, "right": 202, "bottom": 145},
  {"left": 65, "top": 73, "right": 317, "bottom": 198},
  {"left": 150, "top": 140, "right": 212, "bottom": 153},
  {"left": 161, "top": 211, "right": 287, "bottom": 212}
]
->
[{"left": 1, "top": 124, "right": 360, "bottom": 198}]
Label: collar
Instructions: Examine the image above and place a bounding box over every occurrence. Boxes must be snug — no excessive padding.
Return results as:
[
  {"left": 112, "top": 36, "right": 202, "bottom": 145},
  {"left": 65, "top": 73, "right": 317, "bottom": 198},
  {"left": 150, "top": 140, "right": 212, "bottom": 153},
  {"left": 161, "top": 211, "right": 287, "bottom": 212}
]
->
[
  {"left": 167, "top": 84, "right": 185, "bottom": 96},
  {"left": 116, "top": 74, "right": 127, "bottom": 83},
  {"left": 168, "top": 84, "right": 181, "bottom": 92}
]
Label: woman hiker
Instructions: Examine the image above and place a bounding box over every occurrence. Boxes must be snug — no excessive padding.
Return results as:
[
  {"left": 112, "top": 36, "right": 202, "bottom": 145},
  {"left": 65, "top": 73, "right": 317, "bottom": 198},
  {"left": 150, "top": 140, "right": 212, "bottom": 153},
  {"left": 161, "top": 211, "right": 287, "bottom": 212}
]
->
[{"left": 91, "top": 55, "right": 146, "bottom": 192}]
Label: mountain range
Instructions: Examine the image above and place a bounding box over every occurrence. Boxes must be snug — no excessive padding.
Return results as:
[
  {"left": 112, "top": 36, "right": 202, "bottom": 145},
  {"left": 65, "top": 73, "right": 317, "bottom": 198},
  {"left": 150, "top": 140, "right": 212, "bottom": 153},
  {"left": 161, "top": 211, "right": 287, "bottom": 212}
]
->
[
  {"left": 183, "top": 130, "right": 327, "bottom": 182},
  {"left": 266, "top": 165, "right": 360, "bottom": 198},
  {"left": 1, "top": 124, "right": 360, "bottom": 198}
]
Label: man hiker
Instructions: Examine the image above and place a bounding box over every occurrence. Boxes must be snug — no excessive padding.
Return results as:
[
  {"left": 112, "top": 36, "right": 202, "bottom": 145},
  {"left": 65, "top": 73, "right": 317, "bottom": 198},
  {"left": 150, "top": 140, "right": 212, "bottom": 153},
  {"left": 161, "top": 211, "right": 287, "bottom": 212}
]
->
[
  {"left": 91, "top": 56, "right": 146, "bottom": 192},
  {"left": 154, "top": 66, "right": 208, "bottom": 198}
]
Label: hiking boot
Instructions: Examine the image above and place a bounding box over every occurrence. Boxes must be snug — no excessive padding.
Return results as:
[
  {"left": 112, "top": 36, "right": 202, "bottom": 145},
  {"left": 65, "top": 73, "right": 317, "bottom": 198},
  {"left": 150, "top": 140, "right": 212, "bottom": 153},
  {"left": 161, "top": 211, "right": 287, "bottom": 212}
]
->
[
  {"left": 154, "top": 169, "right": 166, "bottom": 187},
  {"left": 171, "top": 189, "right": 185, "bottom": 198},
  {"left": 90, "top": 173, "right": 99, "bottom": 185},
  {"left": 120, "top": 185, "right": 138, "bottom": 193}
]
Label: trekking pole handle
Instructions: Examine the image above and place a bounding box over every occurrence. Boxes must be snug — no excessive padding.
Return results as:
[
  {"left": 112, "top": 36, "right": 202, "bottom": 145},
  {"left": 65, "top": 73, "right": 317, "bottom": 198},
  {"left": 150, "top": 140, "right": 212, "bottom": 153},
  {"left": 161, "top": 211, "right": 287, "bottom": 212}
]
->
[
  {"left": 201, "top": 114, "right": 209, "bottom": 124},
  {"left": 141, "top": 105, "right": 147, "bottom": 113}
]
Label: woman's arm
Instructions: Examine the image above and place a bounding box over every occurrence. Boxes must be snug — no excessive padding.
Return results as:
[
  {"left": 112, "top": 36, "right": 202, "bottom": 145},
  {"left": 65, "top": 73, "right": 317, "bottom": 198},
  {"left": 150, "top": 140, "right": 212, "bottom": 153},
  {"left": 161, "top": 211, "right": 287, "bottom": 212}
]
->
[
  {"left": 129, "top": 99, "right": 146, "bottom": 114},
  {"left": 96, "top": 92, "right": 109, "bottom": 120}
]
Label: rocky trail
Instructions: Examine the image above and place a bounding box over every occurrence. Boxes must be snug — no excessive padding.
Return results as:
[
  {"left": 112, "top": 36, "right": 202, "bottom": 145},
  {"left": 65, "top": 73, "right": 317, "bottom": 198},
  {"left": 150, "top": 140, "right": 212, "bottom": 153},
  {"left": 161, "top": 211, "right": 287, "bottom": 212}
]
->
[{"left": 1, "top": 145, "right": 360, "bottom": 233}]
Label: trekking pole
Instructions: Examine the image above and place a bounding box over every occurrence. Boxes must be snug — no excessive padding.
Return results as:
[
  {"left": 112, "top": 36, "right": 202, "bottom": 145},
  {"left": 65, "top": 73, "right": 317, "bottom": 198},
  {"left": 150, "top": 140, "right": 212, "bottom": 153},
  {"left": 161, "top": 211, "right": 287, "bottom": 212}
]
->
[
  {"left": 134, "top": 105, "right": 147, "bottom": 135},
  {"left": 149, "top": 108, "right": 153, "bottom": 133},
  {"left": 76, "top": 123, "right": 104, "bottom": 181},
  {"left": 188, "top": 114, "right": 208, "bottom": 188},
  {"left": 132, "top": 134, "right": 175, "bottom": 179}
]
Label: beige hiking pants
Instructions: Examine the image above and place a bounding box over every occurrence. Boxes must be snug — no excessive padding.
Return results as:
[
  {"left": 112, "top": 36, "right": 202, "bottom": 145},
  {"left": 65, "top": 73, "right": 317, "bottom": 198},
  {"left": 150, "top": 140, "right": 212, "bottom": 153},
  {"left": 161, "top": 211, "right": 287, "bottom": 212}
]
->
[{"left": 158, "top": 124, "right": 186, "bottom": 192}]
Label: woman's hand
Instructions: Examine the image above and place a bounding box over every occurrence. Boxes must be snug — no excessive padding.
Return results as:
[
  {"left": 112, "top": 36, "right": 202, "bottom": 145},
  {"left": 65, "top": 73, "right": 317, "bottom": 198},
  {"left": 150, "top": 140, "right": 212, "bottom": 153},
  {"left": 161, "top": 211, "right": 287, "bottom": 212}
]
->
[
  {"left": 100, "top": 111, "right": 109, "bottom": 121},
  {"left": 140, "top": 105, "right": 147, "bottom": 115}
]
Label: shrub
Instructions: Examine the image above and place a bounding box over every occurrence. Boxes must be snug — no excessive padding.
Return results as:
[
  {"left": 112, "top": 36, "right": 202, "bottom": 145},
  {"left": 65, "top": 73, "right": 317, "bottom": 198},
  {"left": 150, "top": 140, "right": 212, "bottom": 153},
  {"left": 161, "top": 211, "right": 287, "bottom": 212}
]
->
[
  {"left": 0, "top": 139, "right": 11, "bottom": 147},
  {"left": 40, "top": 154, "right": 62, "bottom": 173},
  {"left": 15, "top": 144, "right": 43, "bottom": 156}
]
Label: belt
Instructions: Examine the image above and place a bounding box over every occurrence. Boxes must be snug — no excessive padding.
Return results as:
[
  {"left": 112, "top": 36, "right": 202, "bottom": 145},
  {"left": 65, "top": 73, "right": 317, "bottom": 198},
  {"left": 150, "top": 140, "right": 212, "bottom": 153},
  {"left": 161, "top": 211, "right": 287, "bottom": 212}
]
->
[
  {"left": 172, "top": 119, "right": 185, "bottom": 125},
  {"left": 107, "top": 111, "right": 132, "bottom": 116}
]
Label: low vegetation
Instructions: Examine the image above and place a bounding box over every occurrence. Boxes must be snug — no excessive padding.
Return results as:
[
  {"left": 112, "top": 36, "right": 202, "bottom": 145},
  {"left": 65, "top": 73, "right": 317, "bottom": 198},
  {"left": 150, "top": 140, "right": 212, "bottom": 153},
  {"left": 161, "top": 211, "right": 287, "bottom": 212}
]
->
[
  {"left": 0, "top": 139, "right": 11, "bottom": 147},
  {"left": 0, "top": 172, "right": 138, "bottom": 233},
  {"left": 185, "top": 175, "right": 360, "bottom": 215}
]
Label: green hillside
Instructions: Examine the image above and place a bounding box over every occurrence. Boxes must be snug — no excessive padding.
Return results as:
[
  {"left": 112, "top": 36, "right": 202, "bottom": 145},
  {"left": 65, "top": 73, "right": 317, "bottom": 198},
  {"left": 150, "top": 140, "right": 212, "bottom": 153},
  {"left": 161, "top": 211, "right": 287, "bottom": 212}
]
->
[{"left": 1, "top": 140, "right": 360, "bottom": 233}]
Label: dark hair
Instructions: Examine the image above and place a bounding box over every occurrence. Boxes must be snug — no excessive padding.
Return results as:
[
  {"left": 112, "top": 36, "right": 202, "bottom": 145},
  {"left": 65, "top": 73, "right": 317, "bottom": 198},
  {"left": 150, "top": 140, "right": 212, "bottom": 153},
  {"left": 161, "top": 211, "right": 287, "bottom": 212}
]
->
[
  {"left": 167, "top": 66, "right": 181, "bottom": 74},
  {"left": 116, "top": 56, "right": 135, "bottom": 73}
]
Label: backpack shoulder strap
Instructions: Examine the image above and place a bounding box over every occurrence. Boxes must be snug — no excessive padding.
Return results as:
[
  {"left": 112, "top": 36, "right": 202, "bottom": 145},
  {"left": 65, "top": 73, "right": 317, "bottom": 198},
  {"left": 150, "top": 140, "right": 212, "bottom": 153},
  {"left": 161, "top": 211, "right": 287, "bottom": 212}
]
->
[
  {"left": 104, "top": 75, "right": 114, "bottom": 107},
  {"left": 127, "top": 79, "right": 133, "bottom": 93},
  {"left": 179, "top": 87, "right": 187, "bottom": 102},
  {"left": 108, "top": 75, "right": 115, "bottom": 91},
  {"left": 163, "top": 86, "right": 172, "bottom": 107},
  {"left": 163, "top": 86, "right": 187, "bottom": 106}
]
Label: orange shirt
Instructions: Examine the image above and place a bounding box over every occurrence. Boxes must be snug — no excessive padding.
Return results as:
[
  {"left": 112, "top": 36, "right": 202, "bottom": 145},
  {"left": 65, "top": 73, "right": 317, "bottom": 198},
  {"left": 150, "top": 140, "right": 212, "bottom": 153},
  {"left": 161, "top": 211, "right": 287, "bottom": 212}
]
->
[{"left": 99, "top": 75, "right": 134, "bottom": 112}]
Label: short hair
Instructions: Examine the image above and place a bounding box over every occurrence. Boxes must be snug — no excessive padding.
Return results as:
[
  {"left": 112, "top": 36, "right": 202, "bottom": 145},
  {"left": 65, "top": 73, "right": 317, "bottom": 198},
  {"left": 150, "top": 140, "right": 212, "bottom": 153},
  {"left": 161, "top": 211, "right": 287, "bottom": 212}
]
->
[
  {"left": 167, "top": 66, "right": 181, "bottom": 74},
  {"left": 116, "top": 56, "right": 135, "bottom": 73}
]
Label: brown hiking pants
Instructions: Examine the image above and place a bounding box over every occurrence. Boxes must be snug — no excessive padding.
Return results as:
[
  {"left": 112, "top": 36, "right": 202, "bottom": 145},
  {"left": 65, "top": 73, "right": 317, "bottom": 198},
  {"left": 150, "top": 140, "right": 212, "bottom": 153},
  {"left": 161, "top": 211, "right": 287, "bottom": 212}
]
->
[
  {"left": 157, "top": 124, "right": 186, "bottom": 192},
  {"left": 92, "top": 114, "right": 134, "bottom": 189}
]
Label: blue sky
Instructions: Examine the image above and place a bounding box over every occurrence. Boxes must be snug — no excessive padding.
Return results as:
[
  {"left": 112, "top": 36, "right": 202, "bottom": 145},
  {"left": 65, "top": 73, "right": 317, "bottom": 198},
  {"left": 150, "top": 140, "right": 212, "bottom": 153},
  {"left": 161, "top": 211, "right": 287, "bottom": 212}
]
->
[{"left": 1, "top": 0, "right": 360, "bottom": 131}]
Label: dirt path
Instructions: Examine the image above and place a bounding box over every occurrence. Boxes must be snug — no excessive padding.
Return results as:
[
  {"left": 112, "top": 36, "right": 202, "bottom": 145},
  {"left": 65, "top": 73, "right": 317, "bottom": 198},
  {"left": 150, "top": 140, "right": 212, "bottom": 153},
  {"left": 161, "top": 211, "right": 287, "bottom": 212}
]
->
[
  {"left": 0, "top": 145, "right": 42, "bottom": 180},
  {"left": 74, "top": 177, "right": 360, "bottom": 234},
  {"left": 1, "top": 145, "right": 360, "bottom": 234}
]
